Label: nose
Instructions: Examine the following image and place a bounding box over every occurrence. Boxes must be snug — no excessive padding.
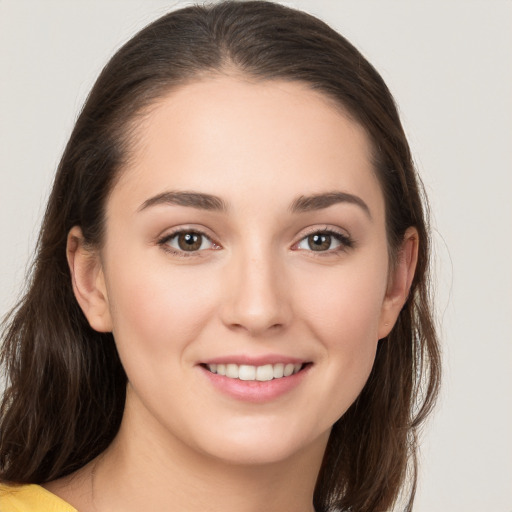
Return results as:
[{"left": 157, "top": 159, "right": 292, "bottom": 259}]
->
[{"left": 220, "top": 246, "right": 292, "bottom": 336}]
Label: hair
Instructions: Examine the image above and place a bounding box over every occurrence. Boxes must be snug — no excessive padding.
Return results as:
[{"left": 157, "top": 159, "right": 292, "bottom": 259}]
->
[{"left": 0, "top": 2, "right": 440, "bottom": 511}]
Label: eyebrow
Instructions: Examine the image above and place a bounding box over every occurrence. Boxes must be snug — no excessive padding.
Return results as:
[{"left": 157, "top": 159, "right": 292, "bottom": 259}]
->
[
  {"left": 138, "top": 191, "right": 228, "bottom": 212},
  {"left": 290, "top": 191, "right": 372, "bottom": 219},
  {"left": 138, "top": 189, "right": 371, "bottom": 219}
]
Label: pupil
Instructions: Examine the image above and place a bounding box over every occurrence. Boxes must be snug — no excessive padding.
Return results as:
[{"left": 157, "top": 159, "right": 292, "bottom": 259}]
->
[
  {"left": 309, "top": 234, "right": 330, "bottom": 251},
  {"left": 178, "top": 233, "right": 202, "bottom": 251}
]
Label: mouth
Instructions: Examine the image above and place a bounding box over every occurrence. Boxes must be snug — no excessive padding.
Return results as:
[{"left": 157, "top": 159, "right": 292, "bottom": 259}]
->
[
  {"left": 201, "top": 362, "right": 308, "bottom": 382},
  {"left": 199, "top": 359, "right": 312, "bottom": 402}
]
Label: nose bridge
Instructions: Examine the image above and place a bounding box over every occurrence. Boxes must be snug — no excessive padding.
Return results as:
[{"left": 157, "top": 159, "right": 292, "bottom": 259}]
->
[{"left": 221, "top": 239, "right": 291, "bottom": 335}]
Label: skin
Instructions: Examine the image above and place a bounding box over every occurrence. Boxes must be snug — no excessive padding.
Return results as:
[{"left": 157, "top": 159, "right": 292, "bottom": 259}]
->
[{"left": 48, "top": 76, "right": 418, "bottom": 512}]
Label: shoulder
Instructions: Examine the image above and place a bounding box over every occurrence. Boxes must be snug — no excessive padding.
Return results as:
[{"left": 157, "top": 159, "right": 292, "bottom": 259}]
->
[{"left": 0, "top": 483, "right": 78, "bottom": 512}]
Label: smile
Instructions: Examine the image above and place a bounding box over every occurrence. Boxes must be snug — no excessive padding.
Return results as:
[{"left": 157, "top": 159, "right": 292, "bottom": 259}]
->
[{"left": 206, "top": 363, "right": 303, "bottom": 381}]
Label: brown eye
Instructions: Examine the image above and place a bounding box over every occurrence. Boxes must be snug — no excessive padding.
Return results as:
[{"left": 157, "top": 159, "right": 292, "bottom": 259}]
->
[
  {"left": 161, "top": 230, "right": 216, "bottom": 254},
  {"left": 177, "top": 232, "right": 203, "bottom": 251},
  {"left": 307, "top": 234, "right": 332, "bottom": 251},
  {"left": 295, "top": 230, "right": 351, "bottom": 253}
]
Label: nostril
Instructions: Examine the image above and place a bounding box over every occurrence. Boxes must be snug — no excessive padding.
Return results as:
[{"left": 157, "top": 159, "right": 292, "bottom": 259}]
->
[
  {"left": 226, "top": 320, "right": 285, "bottom": 336},
  {"left": 219, "top": 270, "right": 293, "bottom": 335}
]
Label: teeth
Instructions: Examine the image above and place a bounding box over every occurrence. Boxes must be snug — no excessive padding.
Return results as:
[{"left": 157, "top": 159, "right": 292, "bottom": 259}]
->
[
  {"left": 256, "top": 364, "right": 273, "bottom": 381},
  {"left": 226, "top": 364, "right": 239, "bottom": 379},
  {"left": 239, "top": 365, "right": 256, "bottom": 381},
  {"left": 273, "top": 363, "right": 284, "bottom": 379},
  {"left": 283, "top": 363, "right": 295, "bottom": 377},
  {"left": 206, "top": 362, "right": 303, "bottom": 381}
]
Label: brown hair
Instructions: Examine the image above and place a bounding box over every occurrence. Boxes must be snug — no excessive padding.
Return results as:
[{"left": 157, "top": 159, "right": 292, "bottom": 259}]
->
[{"left": 0, "top": 2, "right": 440, "bottom": 510}]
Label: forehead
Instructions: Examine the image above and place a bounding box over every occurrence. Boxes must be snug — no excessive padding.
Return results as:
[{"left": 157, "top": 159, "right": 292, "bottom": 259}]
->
[{"left": 112, "top": 76, "right": 384, "bottom": 217}]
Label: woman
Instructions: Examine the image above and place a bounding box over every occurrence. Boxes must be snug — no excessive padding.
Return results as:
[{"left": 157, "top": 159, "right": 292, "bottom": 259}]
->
[{"left": 0, "top": 2, "right": 440, "bottom": 511}]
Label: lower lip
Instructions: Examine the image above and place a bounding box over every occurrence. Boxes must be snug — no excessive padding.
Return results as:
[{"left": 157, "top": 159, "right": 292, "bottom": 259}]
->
[{"left": 199, "top": 365, "right": 310, "bottom": 403}]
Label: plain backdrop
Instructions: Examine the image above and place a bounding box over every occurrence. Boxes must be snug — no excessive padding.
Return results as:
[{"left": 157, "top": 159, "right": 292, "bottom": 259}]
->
[{"left": 0, "top": 1, "right": 511, "bottom": 510}]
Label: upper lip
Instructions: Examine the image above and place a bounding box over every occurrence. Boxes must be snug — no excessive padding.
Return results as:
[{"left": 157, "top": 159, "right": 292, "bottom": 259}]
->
[{"left": 200, "top": 355, "right": 308, "bottom": 366}]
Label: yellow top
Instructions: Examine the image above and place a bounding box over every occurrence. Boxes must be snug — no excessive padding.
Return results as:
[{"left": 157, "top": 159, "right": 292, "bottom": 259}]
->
[{"left": 0, "top": 484, "right": 77, "bottom": 512}]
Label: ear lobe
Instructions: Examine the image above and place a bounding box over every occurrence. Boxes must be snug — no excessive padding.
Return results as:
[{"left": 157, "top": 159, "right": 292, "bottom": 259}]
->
[
  {"left": 67, "top": 226, "right": 113, "bottom": 333},
  {"left": 378, "top": 227, "right": 419, "bottom": 340}
]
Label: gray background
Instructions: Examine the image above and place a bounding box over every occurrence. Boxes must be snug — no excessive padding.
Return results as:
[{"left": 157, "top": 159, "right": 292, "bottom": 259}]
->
[{"left": 1, "top": 1, "right": 511, "bottom": 510}]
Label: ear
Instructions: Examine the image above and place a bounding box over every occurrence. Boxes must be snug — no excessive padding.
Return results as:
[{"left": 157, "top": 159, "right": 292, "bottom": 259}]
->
[
  {"left": 378, "top": 227, "right": 419, "bottom": 340},
  {"left": 66, "top": 226, "right": 113, "bottom": 332}
]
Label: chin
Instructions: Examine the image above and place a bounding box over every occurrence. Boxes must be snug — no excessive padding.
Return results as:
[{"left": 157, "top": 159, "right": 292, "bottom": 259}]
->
[{"left": 188, "top": 419, "right": 331, "bottom": 467}]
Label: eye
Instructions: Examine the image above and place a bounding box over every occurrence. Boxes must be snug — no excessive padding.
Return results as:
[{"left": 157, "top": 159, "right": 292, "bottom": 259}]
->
[
  {"left": 295, "top": 230, "right": 353, "bottom": 252},
  {"left": 159, "top": 230, "right": 218, "bottom": 254}
]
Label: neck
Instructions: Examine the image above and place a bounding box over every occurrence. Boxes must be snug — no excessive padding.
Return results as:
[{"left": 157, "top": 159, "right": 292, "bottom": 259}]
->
[
  {"left": 96, "top": 435, "right": 321, "bottom": 512},
  {"left": 51, "top": 389, "right": 328, "bottom": 512}
]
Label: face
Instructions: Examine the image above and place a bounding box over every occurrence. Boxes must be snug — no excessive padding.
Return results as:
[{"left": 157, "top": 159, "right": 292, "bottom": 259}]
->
[{"left": 75, "top": 76, "right": 406, "bottom": 466}]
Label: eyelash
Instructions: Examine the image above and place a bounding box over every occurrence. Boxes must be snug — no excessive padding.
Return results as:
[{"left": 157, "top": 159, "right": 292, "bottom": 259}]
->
[
  {"left": 294, "top": 227, "right": 354, "bottom": 256},
  {"left": 157, "top": 229, "right": 219, "bottom": 258},
  {"left": 157, "top": 227, "right": 354, "bottom": 258}
]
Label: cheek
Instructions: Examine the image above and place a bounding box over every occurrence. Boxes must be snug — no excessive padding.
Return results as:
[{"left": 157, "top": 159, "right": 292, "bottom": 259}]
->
[
  {"left": 296, "top": 260, "right": 388, "bottom": 346},
  {"left": 292, "top": 260, "right": 388, "bottom": 412},
  {"left": 104, "top": 254, "right": 218, "bottom": 362}
]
